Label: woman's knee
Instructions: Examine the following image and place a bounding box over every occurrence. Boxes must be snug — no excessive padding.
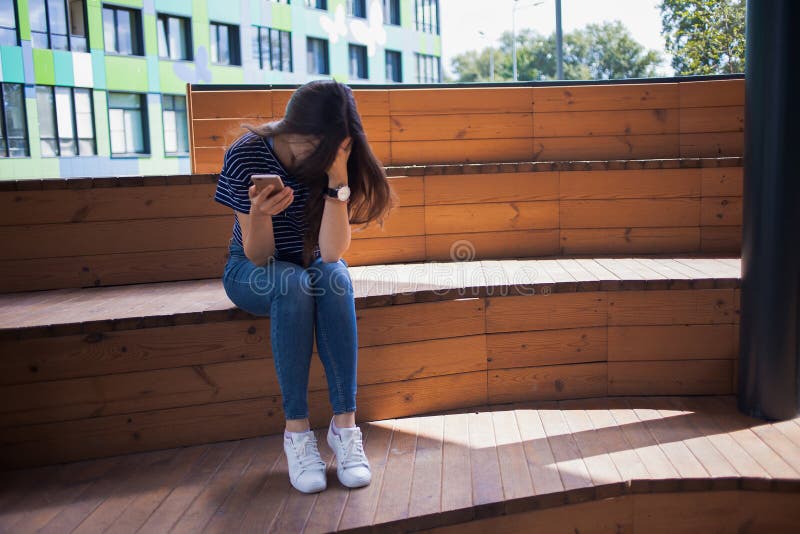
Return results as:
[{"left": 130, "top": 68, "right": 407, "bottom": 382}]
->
[{"left": 308, "top": 258, "right": 353, "bottom": 297}]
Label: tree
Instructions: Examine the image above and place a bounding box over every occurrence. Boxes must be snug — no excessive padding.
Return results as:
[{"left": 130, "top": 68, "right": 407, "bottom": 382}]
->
[
  {"left": 659, "top": 0, "right": 745, "bottom": 75},
  {"left": 450, "top": 21, "right": 662, "bottom": 82}
]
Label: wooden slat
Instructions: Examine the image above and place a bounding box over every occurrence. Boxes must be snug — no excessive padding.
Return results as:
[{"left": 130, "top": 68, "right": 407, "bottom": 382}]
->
[
  {"left": 607, "top": 288, "right": 736, "bottom": 325},
  {"left": 533, "top": 83, "right": 679, "bottom": 112},
  {"left": 425, "top": 201, "right": 559, "bottom": 234},
  {"left": 374, "top": 418, "right": 417, "bottom": 524},
  {"left": 680, "top": 131, "right": 743, "bottom": 158},
  {"left": 608, "top": 324, "right": 736, "bottom": 361},
  {"left": 391, "top": 113, "right": 533, "bottom": 142},
  {"left": 559, "top": 168, "right": 701, "bottom": 200},
  {"left": 351, "top": 206, "right": 425, "bottom": 239},
  {"left": 391, "top": 138, "right": 535, "bottom": 165},
  {"left": 424, "top": 172, "right": 559, "bottom": 205},
  {"left": 486, "top": 327, "right": 607, "bottom": 369},
  {"left": 343, "top": 235, "right": 426, "bottom": 265},
  {"left": 533, "top": 134, "right": 681, "bottom": 161},
  {"left": 189, "top": 90, "right": 272, "bottom": 119},
  {"left": 559, "top": 227, "right": 701, "bottom": 255},
  {"left": 534, "top": 109, "right": 678, "bottom": 137},
  {"left": 426, "top": 229, "right": 560, "bottom": 261},
  {"left": 701, "top": 167, "right": 743, "bottom": 197},
  {"left": 680, "top": 106, "right": 744, "bottom": 133},
  {"left": 486, "top": 292, "right": 607, "bottom": 333},
  {"left": 390, "top": 87, "right": 533, "bottom": 115},
  {"left": 701, "top": 196, "right": 742, "bottom": 226},
  {"left": 679, "top": 79, "right": 744, "bottom": 108},
  {"left": 607, "top": 359, "right": 733, "bottom": 395},
  {"left": 489, "top": 362, "right": 607, "bottom": 403},
  {"left": 560, "top": 198, "right": 700, "bottom": 228}
]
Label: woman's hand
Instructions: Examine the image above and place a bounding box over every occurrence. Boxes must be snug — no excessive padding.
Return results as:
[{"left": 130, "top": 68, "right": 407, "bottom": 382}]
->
[
  {"left": 248, "top": 183, "right": 294, "bottom": 217},
  {"left": 326, "top": 136, "right": 353, "bottom": 184}
]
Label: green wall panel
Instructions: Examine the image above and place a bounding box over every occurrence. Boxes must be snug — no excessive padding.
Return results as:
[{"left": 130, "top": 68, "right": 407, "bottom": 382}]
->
[
  {"left": 270, "top": 1, "right": 292, "bottom": 32},
  {"left": 143, "top": 14, "right": 157, "bottom": 56},
  {"left": 158, "top": 61, "right": 188, "bottom": 94},
  {"left": 53, "top": 50, "right": 74, "bottom": 86},
  {"left": 0, "top": 46, "right": 25, "bottom": 83},
  {"left": 87, "top": 0, "right": 103, "bottom": 51},
  {"left": 16, "top": 0, "right": 31, "bottom": 41},
  {"left": 32, "top": 48, "right": 55, "bottom": 84},
  {"left": 208, "top": 65, "right": 244, "bottom": 84},
  {"left": 158, "top": 0, "right": 192, "bottom": 16},
  {"left": 105, "top": 56, "right": 148, "bottom": 91},
  {"left": 92, "top": 89, "right": 110, "bottom": 156},
  {"left": 207, "top": 0, "right": 240, "bottom": 24}
]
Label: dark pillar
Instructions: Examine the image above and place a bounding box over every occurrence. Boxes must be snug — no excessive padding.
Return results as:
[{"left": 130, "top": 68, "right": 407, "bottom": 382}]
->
[{"left": 739, "top": 0, "right": 800, "bottom": 420}]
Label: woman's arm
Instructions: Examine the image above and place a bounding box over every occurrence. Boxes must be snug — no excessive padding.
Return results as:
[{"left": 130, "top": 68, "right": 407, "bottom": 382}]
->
[
  {"left": 318, "top": 138, "right": 353, "bottom": 263},
  {"left": 241, "top": 184, "right": 294, "bottom": 265}
]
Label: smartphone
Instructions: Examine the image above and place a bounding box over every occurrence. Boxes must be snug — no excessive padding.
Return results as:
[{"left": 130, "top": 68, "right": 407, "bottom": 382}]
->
[{"left": 251, "top": 174, "right": 285, "bottom": 197}]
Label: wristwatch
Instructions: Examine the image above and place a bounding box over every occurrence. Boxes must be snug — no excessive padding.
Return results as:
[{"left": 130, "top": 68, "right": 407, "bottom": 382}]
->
[{"left": 325, "top": 183, "right": 351, "bottom": 202}]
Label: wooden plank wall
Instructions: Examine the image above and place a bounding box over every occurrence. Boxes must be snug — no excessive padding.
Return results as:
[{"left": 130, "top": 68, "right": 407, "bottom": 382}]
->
[
  {"left": 0, "top": 287, "right": 739, "bottom": 468},
  {"left": 0, "top": 163, "right": 742, "bottom": 293},
  {"left": 188, "top": 78, "right": 744, "bottom": 172}
]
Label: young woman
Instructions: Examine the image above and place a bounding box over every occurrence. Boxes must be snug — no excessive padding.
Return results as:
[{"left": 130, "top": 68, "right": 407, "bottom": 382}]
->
[{"left": 214, "top": 80, "right": 396, "bottom": 493}]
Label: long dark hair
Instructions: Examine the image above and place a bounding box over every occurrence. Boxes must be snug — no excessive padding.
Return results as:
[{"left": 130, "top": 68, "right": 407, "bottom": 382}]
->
[{"left": 241, "top": 80, "right": 397, "bottom": 268}]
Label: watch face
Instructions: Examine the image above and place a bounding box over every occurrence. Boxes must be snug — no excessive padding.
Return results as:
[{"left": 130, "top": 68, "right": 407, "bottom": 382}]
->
[{"left": 337, "top": 185, "right": 351, "bottom": 201}]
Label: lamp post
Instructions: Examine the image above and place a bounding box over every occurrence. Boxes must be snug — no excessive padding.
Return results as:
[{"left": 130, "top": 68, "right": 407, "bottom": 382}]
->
[
  {"left": 478, "top": 30, "right": 495, "bottom": 81},
  {"left": 555, "top": 0, "right": 563, "bottom": 79},
  {"left": 512, "top": 0, "right": 545, "bottom": 82}
]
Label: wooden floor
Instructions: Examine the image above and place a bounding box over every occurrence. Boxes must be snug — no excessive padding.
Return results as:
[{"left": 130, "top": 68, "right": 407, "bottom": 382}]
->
[{"left": 1, "top": 394, "right": 799, "bottom": 533}]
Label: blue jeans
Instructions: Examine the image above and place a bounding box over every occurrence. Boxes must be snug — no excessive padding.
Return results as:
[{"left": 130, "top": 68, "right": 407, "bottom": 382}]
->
[{"left": 222, "top": 240, "right": 358, "bottom": 420}]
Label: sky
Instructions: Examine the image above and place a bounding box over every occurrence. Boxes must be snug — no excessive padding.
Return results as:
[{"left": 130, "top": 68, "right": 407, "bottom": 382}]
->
[{"left": 438, "top": 0, "right": 673, "bottom": 79}]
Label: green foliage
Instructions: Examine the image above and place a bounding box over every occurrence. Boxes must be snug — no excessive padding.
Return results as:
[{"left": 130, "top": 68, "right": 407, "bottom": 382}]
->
[
  {"left": 451, "top": 21, "right": 663, "bottom": 82},
  {"left": 658, "top": 0, "right": 745, "bottom": 75}
]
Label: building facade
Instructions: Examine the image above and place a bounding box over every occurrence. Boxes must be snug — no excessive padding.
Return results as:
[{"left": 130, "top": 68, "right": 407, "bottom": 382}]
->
[{"left": 0, "top": 0, "right": 442, "bottom": 179}]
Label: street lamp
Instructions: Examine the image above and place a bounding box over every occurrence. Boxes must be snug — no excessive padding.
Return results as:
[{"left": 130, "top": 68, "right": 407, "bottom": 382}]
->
[
  {"left": 512, "top": 0, "right": 545, "bottom": 81},
  {"left": 478, "top": 30, "right": 495, "bottom": 81}
]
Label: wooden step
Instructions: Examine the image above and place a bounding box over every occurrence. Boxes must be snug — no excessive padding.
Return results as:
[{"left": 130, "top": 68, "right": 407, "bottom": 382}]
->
[
  {"left": 0, "top": 258, "right": 741, "bottom": 469},
  {"left": 0, "top": 396, "right": 798, "bottom": 533},
  {"left": 0, "top": 157, "right": 742, "bottom": 292}
]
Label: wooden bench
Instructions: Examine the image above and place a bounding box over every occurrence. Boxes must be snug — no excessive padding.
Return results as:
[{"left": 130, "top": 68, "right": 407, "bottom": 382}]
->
[{"left": 0, "top": 254, "right": 740, "bottom": 469}]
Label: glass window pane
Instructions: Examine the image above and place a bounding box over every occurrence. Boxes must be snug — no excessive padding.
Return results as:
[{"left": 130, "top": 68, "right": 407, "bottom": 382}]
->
[
  {"left": 163, "top": 109, "right": 177, "bottom": 153},
  {"left": 29, "top": 0, "right": 47, "bottom": 33},
  {"left": 109, "top": 92, "right": 140, "bottom": 109},
  {"left": 118, "top": 9, "right": 132, "bottom": 55},
  {"left": 168, "top": 17, "right": 183, "bottom": 59},
  {"left": 219, "top": 24, "right": 229, "bottom": 64},
  {"left": 4, "top": 84, "right": 28, "bottom": 157},
  {"left": 68, "top": 0, "right": 86, "bottom": 51},
  {"left": 123, "top": 108, "right": 144, "bottom": 152},
  {"left": 157, "top": 16, "right": 168, "bottom": 57},
  {"left": 102, "top": 8, "right": 116, "bottom": 52},
  {"left": 109, "top": 108, "right": 126, "bottom": 153},
  {"left": 74, "top": 88, "right": 94, "bottom": 154},
  {"left": 0, "top": 0, "right": 16, "bottom": 28},
  {"left": 281, "top": 31, "right": 291, "bottom": 71},
  {"left": 176, "top": 109, "right": 188, "bottom": 152},
  {"left": 36, "top": 86, "right": 57, "bottom": 156},
  {"left": 271, "top": 29, "right": 281, "bottom": 70},
  {"left": 209, "top": 24, "right": 218, "bottom": 62},
  {"left": 55, "top": 87, "right": 75, "bottom": 156}
]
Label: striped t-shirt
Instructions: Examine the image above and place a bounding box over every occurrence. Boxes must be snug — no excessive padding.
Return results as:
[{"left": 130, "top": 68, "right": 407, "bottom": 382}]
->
[{"left": 214, "top": 130, "right": 321, "bottom": 266}]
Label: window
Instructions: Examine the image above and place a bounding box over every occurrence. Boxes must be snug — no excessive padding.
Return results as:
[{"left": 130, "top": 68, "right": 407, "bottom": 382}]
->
[
  {"left": 304, "top": 0, "right": 326, "bottom": 9},
  {"left": 209, "top": 22, "right": 240, "bottom": 65},
  {"left": 108, "top": 92, "right": 148, "bottom": 155},
  {"left": 349, "top": 43, "right": 368, "bottom": 80},
  {"left": 347, "top": 0, "right": 366, "bottom": 18},
  {"left": 35, "top": 86, "right": 95, "bottom": 157},
  {"left": 268, "top": 0, "right": 291, "bottom": 3},
  {"left": 386, "top": 49, "right": 402, "bottom": 83},
  {"left": 0, "top": 0, "right": 18, "bottom": 46},
  {"left": 157, "top": 13, "right": 192, "bottom": 60},
  {"left": 415, "top": 52, "right": 440, "bottom": 83},
  {"left": 307, "top": 37, "right": 329, "bottom": 75},
  {"left": 29, "top": 0, "right": 88, "bottom": 51},
  {"left": 414, "top": 0, "right": 439, "bottom": 34},
  {"left": 162, "top": 95, "right": 188, "bottom": 155},
  {"left": 102, "top": 4, "right": 143, "bottom": 55},
  {"left": 383, "top": 0, "right": 400, "bottom": 25},
  {"left": 253, "top": 26, "right": 292, "bottom": 71},
  {"left": 0, "top": 83, "right": 28, "bottom": 158}
]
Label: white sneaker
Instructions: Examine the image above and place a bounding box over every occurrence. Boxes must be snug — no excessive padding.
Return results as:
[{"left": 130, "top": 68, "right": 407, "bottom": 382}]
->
[
  {"left": 283, "top": 430, "right": 327, "bottom": 493},
  {"left": 327, "top": 419, "right": 371, "bottom": 488}
]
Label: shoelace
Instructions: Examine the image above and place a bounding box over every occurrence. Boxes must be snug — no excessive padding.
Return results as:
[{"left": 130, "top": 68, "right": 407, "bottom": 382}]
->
[
  {"left": 292, "top": 434, "right": 326, "bottom": 472},
  {"left": 339, "top": 428, "right": 369, "bottom": 469}
]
